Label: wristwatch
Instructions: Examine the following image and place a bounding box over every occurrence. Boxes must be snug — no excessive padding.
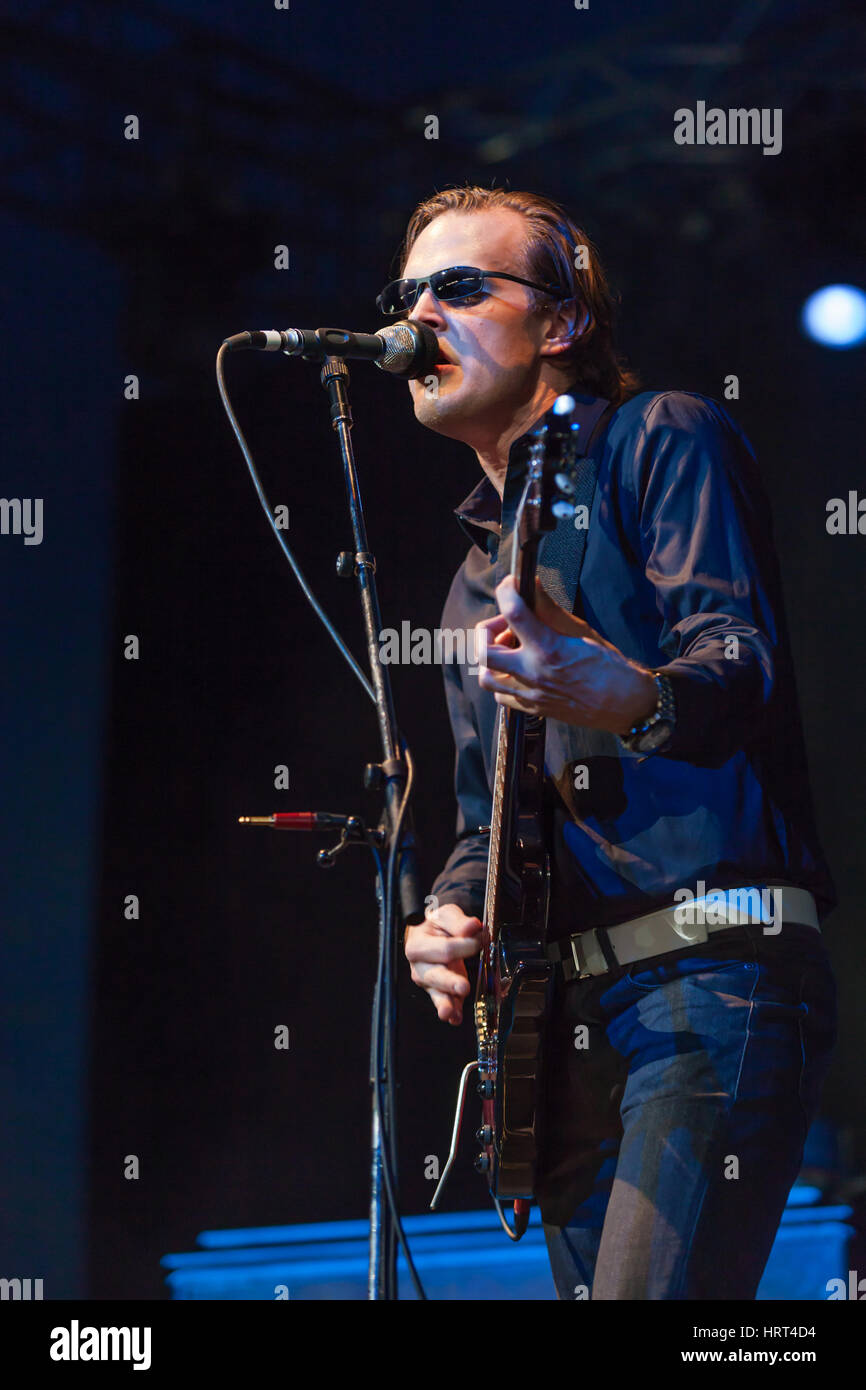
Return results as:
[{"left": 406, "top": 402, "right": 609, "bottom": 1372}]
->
[{"left": 618, "top": 671, "right": 676, "bottom": 755}]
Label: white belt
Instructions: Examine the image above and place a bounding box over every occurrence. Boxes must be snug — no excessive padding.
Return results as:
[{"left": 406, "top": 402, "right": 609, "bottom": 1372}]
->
[{"left": 548, "top": 883, "right": 819, "bottom": 982}]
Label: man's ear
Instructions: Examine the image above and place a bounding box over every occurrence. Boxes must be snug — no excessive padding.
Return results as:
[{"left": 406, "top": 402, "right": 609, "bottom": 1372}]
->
[{"left": 541, "top": 297, "right": 589, "bottom": 356}]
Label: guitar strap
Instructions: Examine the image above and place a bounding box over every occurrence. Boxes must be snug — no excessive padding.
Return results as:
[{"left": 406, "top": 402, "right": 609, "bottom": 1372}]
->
[
  {"left": 535, "top": 395, "right": 620, "bottom": 793},
  {"left": 535, "top": 395, "right": 617, "bottom": 614}
]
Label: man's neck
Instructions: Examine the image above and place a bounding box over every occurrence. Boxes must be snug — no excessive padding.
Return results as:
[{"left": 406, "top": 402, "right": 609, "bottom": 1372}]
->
[{"left": 472, "top": 381, "right": 566, "bottom": 499}]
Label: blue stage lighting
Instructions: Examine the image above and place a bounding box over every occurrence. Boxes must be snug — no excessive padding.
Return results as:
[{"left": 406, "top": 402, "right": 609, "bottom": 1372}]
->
[{"left": 801, "top": 284, "right": 866, "bottom": 349}]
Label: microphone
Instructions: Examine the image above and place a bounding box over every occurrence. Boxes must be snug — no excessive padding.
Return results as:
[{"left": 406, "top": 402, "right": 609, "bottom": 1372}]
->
[{"left": 222, "top": 321, "right": 440, "bottom": 380}]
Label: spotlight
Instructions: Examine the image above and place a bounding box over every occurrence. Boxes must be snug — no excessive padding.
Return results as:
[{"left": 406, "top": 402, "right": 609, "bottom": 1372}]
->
[{"left": 801, "top": 284, "right": 866, "bottom": 349}]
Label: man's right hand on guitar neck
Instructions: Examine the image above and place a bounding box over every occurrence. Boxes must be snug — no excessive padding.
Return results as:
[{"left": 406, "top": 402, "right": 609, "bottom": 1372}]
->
[{"left": 404, "top": 904, "right": 483, "bottom": 1027}]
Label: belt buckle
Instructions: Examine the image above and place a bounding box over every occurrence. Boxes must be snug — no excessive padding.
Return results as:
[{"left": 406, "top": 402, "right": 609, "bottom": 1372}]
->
[{"left": 570, "top": 928, "right": 606, "bottom": 979}]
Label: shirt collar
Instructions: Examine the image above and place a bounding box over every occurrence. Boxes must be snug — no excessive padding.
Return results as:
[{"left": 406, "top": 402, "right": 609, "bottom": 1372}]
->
[{"left": 453, "top": 386, "right": 608, "bottom": 554}]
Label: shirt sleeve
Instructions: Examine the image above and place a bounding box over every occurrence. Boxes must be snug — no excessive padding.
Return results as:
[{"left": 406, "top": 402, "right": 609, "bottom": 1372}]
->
[
  {"left": 427, "top": 647, "right": 491, "bottom": 919},
  {"left": 633, "top": 391, "right": 785, "bottom": 767}
]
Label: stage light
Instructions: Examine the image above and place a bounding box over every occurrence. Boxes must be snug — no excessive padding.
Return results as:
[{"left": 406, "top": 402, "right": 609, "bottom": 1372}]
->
[{"left": 801, "top": 284, "right": 866, "bottom": 349}]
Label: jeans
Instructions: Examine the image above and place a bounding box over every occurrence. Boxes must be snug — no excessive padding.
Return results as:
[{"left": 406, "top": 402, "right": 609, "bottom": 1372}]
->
[{"left": 535, "top": 920, "right": 838, "bottom": 1300}]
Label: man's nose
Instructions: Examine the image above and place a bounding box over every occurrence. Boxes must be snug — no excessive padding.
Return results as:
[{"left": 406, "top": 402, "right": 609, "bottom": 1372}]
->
[{"left": 408, "top": 286, "right": 446, "bottom": 328}]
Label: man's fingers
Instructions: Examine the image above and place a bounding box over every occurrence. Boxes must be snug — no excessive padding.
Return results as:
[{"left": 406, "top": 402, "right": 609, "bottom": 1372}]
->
[
  {"left": 405, "top": 931, "right": 481, "bottom": 964},
  {"left": 481, "top": 644, "right": 537, "bottom": 680},
  {"left": 476, "top": 614, "right": 518, "bottom": 648},
  {"left": 494, "top": 575, "right": 551, "bottom": 647},
  {"left": 411, "top": 962, "right": 470, "bottom": 997},
  {"left": 405, "top": 908, "right": 480, "bottom": 1025},
  {"left": 422, "top": 911, "right": 483, "bottom": 938},
  {"left": 428, "top": 987, "right": 464, "bottom": 1025}
]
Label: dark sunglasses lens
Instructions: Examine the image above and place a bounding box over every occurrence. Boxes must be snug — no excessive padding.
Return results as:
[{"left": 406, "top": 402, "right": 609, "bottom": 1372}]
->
[
  {"left": 432, "top": 268, "right": 485, "bottom": 301},
  {"left": 378, "top": 279, "right": 416, "bottom": 314},
  {"left": 378, "top": 268, "right": 486, "bottom": 314}
]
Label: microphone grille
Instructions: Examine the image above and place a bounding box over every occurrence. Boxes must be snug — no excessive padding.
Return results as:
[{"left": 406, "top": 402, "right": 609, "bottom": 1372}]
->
[{"left": 374, "top": 322, "right": 419, "bottom": 372}]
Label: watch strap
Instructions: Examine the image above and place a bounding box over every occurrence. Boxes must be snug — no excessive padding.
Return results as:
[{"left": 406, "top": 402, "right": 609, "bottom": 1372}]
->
[{"left": 618, "top": 671, "right": 676, "bottom": 752}]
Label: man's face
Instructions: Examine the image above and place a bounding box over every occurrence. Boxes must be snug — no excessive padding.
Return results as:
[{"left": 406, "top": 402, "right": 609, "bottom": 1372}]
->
[{"left": 398, "top": 209, "right": 562, "bottom": 444}]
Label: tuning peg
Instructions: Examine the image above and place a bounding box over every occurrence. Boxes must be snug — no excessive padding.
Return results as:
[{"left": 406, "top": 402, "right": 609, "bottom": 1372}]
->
[
  {"left": 552, "top": 500, "right": 576, "bottom": 520},
  {"left": 555, "top": 471, "right": 576, "bottom": 496}
]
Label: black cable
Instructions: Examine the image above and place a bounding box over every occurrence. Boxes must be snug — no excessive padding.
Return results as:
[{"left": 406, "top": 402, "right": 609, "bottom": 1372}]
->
[
  {"left": 216, "top": 344, "right": 376, "bottom": 706},
  {"left": 370, "top": 737, "right": 427, "bottom": 1299}
]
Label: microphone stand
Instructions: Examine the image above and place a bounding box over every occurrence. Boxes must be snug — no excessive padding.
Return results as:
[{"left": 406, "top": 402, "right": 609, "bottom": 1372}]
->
[
  {"left": 318, "top": 353, "right": 424, "bottom": 1299},
  {"left": 222, "top": 326, "right": 436, "bottom": 1298}
]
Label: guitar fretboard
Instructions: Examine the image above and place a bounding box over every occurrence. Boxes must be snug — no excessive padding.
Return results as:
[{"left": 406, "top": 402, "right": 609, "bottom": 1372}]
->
[{"left": 483, "top": 703, "right": 513, "bottom": 937}]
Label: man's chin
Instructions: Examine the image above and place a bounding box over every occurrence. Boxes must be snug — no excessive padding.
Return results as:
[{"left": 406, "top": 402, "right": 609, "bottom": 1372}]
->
[{"left": 411, "top": 374, "right": 466, "bottom": 432}]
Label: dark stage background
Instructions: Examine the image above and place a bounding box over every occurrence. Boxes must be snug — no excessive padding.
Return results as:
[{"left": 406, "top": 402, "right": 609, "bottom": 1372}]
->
[{"left": 2, "top": 0, "right": 865, "bottom": 1299}]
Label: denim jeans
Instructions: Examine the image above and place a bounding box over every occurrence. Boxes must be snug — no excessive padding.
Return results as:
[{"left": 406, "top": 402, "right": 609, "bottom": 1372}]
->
[{"left": 535, "top": 920, "right": 838, "bottom": 1300}]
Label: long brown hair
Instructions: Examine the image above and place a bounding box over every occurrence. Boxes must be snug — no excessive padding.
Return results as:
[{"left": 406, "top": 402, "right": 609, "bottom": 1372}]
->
[{"left": 394, "top": 185, "right": 641, "bottom": 405}]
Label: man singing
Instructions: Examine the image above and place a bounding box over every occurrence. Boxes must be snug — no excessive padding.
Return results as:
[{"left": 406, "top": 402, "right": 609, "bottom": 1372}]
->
[{"left": 391, "top": 185, "right": 837, "bottom": 1300}]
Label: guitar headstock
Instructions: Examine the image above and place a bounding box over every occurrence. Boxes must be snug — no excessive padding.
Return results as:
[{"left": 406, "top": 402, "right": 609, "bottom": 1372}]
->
[{"left": 513, "top": 393, "right": 582, "bottom": 557}]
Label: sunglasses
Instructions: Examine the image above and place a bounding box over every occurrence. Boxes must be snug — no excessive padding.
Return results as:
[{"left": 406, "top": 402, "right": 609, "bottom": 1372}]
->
[{"left": 376, "top": 265, "right": 566, "bottom": 316}]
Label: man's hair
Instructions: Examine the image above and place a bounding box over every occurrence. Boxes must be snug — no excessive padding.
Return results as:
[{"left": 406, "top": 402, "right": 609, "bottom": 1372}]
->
[{"left": 395, "top": 184, "right": 641, "bottom": 406}]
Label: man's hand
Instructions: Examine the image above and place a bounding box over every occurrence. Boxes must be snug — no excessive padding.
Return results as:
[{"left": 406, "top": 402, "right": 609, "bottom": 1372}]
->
[
  {"left": 404, "top": 903, "right": 483, "bottom": 1026},
  {"left": 477, "top": 574, "right": 657, "bottom": 735}
]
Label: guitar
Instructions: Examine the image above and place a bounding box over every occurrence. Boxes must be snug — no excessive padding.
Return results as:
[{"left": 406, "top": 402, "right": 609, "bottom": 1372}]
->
[{"left": 431, "top": 393, "right": 584, "bottom": 1241}]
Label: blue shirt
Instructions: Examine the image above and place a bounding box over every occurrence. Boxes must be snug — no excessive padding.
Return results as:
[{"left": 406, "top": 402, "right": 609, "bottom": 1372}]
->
[{"left": 428, "top": 387, "right": 836, "bottom": 939}]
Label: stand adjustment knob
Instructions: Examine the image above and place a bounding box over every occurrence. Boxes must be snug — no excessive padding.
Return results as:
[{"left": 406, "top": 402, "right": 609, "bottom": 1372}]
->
[
  {"left": 474, "top": 1152, "right": 491, "bottom": 1173},
  {"left": 475, "top": 1125, "right": 493, "bottom": 1145},
  {"left": 364, "top": 762, "right": 384, "bottom": 791},
  {"left": 336, "top": 550, "right": 354, "bottom": 578}
]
